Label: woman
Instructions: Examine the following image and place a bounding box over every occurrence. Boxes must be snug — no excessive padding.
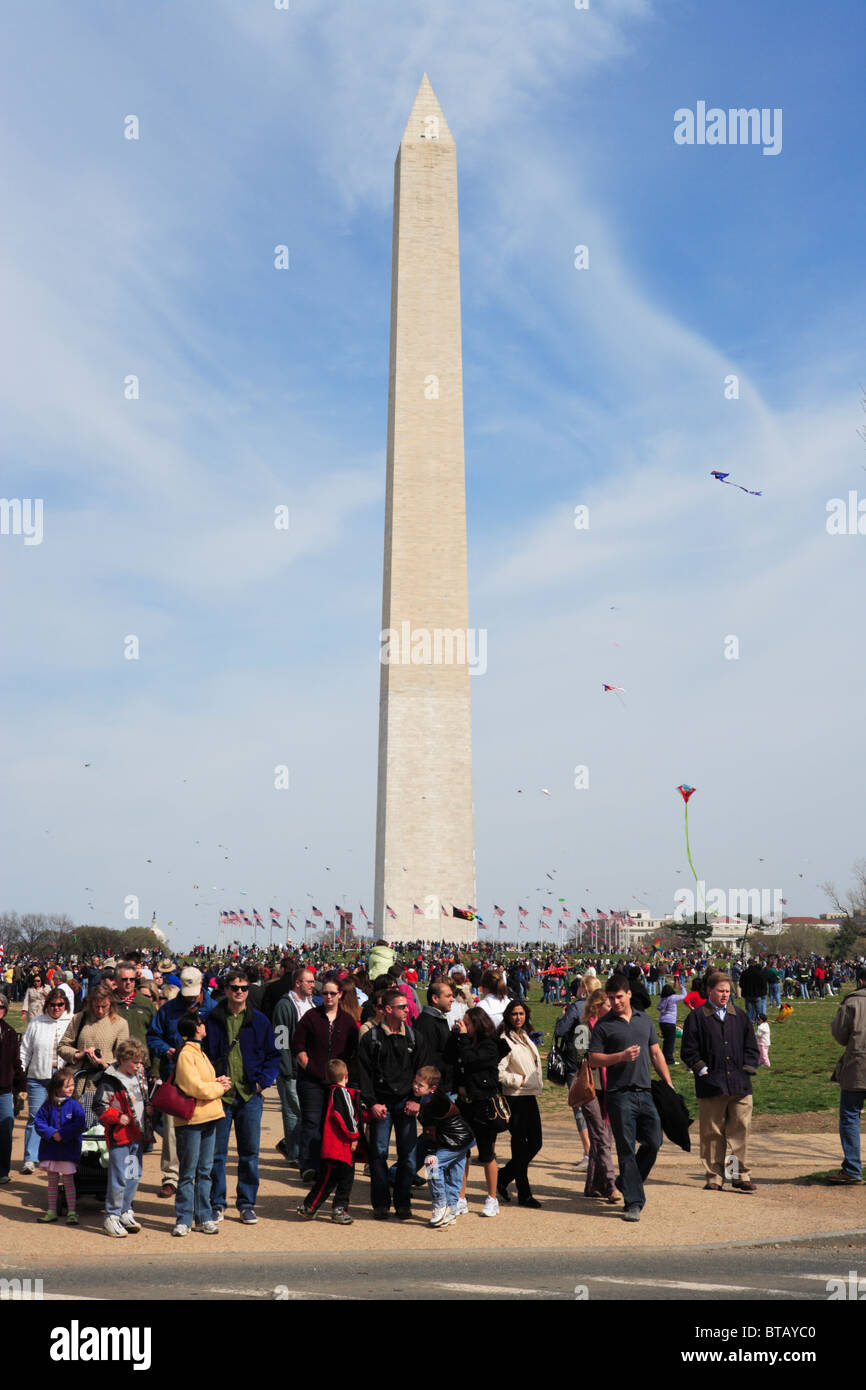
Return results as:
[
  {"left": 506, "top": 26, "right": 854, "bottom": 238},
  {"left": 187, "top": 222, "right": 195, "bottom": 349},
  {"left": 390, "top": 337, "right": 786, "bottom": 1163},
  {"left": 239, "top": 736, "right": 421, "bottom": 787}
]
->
[
  {"left": 496, "top": 999, "right": 543, "bottom": 1208},
  {"left": 22, "top": 971, "right": 49, "bottom": 1024},
  {"left": 446, "top": 1006, "right": 509, "bottom": 1217},
  {"left": 19, "top": 987, "right": 71, "bottom": 1173},
  {"left": 292, "top": 979, "right": 359, "bottom": 1181},
  {"left": 58, "top": 985, "right": 129, "bottom": 1096},
  {"left": 579, "top": 988, "right": 619, "bottom": 1202},
  {"left": 0, "top": 993, "right": 26, "bottom": 1183},
  {"left": 657, "top": 983, "right": 688, "bottom": 1065},
  {"left": 172, "top": 1013, "right": 231, "bottom": 1237},
  {"left": 477, "top": 970, "right": 509, "bottom": 1029},
  {"left": 338, "top": 981, "right": 362, "bottom": 1024}
]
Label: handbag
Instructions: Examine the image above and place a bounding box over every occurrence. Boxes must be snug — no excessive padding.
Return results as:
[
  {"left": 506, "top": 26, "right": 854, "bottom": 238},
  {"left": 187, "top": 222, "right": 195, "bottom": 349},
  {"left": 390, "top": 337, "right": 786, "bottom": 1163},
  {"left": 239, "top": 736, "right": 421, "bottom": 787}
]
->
[
  {"left": 546, "top": 1036, "right": 568, "bottom": 1087},
  {"left": 150, "top": 1068, "right": 195, "bottom": 1121},
  {"left": 567, "top": 1057, "right": 595, "bottom": 1109},
  {"left": 482, "top": 1092, "right": 511, "bottom": 1133}
]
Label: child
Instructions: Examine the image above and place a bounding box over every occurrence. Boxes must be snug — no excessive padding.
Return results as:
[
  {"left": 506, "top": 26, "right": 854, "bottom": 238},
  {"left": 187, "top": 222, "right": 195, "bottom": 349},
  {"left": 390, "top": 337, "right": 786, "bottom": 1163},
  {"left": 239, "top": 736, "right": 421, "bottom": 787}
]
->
[
  {"left": 296, "top": 1059, "right": 362, "bottom": 1224},
  {"left": 415, "top": 1065, "right": 474, "bottom": 1229},
  {"left": 94, "top": 1038, "right": 149, "bottom": 1238},
  {"left": 33, "top": 1067, "right": 86, "bottom": 1224},
  {"left": 755, "top": 1013, "right": 771, "bottom": 1068}
]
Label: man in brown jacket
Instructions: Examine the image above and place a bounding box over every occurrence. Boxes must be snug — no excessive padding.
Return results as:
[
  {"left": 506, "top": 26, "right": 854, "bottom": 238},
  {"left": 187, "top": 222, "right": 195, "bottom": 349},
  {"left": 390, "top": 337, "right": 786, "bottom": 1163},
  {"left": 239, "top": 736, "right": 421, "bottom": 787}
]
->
[{"left": 827, "top": 964, "right": 866, "bottom": 1184}]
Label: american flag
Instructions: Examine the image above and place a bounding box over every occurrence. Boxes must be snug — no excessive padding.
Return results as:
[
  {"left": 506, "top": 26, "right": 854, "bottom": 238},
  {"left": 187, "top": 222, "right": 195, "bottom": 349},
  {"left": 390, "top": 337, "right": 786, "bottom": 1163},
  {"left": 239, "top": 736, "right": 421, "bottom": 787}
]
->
[
  {"left": 305, "top": 919, "right": 312, "bottom": 929},
  {"left": 562, "top": 908, "right": 572, "bottom": 918},
  {"left": 541, "top": 922, "right": 551, "bottom": 930},
  {"left": 518, "top": 906, "right": 528, "bottom": 918},
  {"left": 498, "top": 921, "right": 507, "bottom": 930},
  {"left": 477, "top": 921, "right": 488, "bottom": 929},
  {"left": 312, "top": 906, "right": 323, "bottom": 918},
  {"left": 414, "top": 904, "right": 423, "bottom": 916},
  {"left": 240, "top": 911, "right": 252, "bottom": 927},
  {"left": 230, "top": 911, "right": 240, "bottom": 926},
  {"left": 441, "top": 904, "right": 450, "bottom": 917},
  {"left": 542, "top": 906, "right": 552, "bottom": 917},
  {"left": 519, "top": 923, "right": 529, "bottom": 931},
  {"left": 325, "top": 920, "right": 334, "bottom": 929},
  {"left": 270, "top": 908, "right": 281, "bottom": 924},
  {"left": 580, "top": 907, "right": 591, "bottom": 919},
  {"left": 253, "top": 909, "right": 263, "bottom": 928},
  {"left": 360, "top": 906, "right": 369, "bottom": 921},
  {"left": 386, "top": 906, "right": 397, "bottom": 920},
  {"left": 493, "top": 905, "right": 505, "bottom": 917},
  {"left": 596, "top": 908, "right": 609, "bottom": 919}
]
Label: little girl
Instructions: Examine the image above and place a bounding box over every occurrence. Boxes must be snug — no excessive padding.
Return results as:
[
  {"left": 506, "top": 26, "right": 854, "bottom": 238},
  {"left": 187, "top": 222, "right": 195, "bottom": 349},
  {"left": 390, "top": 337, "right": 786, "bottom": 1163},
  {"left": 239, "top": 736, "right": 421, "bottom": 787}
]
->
[
  {"left": 755, "top": 1013, "right": 771, "bottom": 1067},
  {"left": 33, "top": 1066, "right": 87, "bottom": 1224}
]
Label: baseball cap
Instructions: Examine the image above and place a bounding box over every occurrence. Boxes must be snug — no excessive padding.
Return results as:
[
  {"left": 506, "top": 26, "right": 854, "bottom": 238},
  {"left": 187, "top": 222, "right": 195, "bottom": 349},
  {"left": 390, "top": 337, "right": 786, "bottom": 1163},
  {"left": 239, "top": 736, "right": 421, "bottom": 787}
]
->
[{"left": 179, "top": 967, "right": 203, "bottom": 998}]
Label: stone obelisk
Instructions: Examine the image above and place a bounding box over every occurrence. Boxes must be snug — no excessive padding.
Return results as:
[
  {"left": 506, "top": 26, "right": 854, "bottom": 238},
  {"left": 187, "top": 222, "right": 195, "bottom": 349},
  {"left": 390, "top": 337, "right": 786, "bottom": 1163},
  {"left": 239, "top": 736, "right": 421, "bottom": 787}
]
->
[{"left": 374, "top": 75, "right": 476, "bottom": 945}]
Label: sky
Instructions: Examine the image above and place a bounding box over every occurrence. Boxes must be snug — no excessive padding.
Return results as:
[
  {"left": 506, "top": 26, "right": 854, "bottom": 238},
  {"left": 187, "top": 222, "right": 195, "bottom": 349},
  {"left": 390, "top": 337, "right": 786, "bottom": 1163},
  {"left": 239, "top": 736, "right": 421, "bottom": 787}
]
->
[{"left": 2, "top": 0, "right": 864, "bottom": 950}]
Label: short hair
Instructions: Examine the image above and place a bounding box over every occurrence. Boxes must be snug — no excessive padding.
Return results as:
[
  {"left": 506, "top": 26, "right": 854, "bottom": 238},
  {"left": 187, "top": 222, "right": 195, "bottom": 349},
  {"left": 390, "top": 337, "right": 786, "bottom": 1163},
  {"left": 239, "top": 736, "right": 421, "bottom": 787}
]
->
[
  {"left": 386, "top": 963, "right": 404, "bottom": 980},
  {"left": 605, "top": 973, "right": 631, "bottom": 995},
  {"left": 177, "top": 1014, "right": 203, "bottom": 1041},
  {"left": 292, "top": 966, "right": 313, "bottom": 987},
  {"left": 429, "top": 979, "right": 454, "bottom": 1004},
  {"left": 383, "top": 988, "right": 406, "bottom": 1010},
  {"left": 415, "top": 1066, "right": 441, "bottom": 1088},
  {"left": 326, "top": 1059, "right": 348, "bottom": 1084},
  {"left": 706, "top": 971, "right": 731, "bottom": 990},
  {"left": 223, "top": 968, "right": 249, "bottom": 987},
  {"left": 116, "top": 1039, "right": 148, "bottom": 1065}
]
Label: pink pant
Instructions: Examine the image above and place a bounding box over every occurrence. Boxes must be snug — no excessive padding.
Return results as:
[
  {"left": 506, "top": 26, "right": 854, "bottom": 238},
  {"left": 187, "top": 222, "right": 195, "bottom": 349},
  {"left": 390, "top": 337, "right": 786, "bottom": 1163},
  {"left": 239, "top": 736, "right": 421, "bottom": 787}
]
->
[{"left": 757, "top": 1044, "right": 770, "bottom": 1067}]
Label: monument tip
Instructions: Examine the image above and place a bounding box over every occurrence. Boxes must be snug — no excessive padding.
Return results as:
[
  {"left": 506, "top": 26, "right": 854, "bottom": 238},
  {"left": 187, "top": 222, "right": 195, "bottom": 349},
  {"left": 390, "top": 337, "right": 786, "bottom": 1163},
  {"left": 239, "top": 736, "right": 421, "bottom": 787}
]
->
[{"left": 400, "top": 73, "right": 454, "bottom": 147}]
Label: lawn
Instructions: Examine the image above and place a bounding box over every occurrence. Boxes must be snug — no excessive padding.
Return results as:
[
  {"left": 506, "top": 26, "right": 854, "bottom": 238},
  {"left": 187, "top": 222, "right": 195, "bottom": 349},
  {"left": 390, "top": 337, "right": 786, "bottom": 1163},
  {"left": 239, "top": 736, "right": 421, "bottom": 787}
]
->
[{"left": 525, "top": 985, "right": 849, "bottom": 1121}]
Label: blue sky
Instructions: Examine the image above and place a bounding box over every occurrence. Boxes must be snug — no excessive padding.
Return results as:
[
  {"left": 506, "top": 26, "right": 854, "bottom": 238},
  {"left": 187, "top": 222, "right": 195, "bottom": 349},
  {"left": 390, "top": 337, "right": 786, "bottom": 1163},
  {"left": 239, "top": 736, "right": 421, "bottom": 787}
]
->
[{"left": 2, "top": 0, "right": 864, "bottom": 948}]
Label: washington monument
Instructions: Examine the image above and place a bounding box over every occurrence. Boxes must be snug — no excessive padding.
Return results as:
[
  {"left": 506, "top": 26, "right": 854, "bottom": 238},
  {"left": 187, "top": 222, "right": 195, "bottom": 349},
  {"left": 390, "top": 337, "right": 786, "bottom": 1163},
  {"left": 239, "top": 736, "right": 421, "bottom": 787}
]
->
[{"left": 373, "top": 76, "right": 476, "bottom": 945}]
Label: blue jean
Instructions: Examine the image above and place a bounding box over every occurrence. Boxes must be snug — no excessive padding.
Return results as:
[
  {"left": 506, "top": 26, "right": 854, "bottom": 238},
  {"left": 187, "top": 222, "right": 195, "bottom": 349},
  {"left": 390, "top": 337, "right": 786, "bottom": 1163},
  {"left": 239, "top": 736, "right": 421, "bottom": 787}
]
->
[
  {"left": 105, "top": 1142, "right": 142, "bottom": 1216},
  {"left": 0, "top": 1092, "right": 14, "bottom": 1180},
  {"left": 425, "top": 1146, "right": 470, "bottom": 1209},
  {"left": 175, "top": 1120, "right": 217, "bottom": 1226},
  {"left": 211, "top": 1092, "right": 263, "bottom": 1211},
  {"left": 745, "top": 997, "right": 766, "bottom": 1022},
  {"left": 25, "top": 1079, "right": 49, "bottom": 1164},
  {"left": 369, "top": 1102, "right": 417, "bottom": 1212},
  {"left": 606, "top": 1089, "right": 663, "bottom": 1211},
  {"left": 296, "top": 1073, "right": 328, "bottom": 1174},
  {"left": 768, "top": 983, "right": 781, "bottom": 1008},
  {"left": 839, "top": 1089, "right": 865, "bottom": 1179},
  {"left": 276, "top": 1075, "right": 300, "bottom": 1161}
]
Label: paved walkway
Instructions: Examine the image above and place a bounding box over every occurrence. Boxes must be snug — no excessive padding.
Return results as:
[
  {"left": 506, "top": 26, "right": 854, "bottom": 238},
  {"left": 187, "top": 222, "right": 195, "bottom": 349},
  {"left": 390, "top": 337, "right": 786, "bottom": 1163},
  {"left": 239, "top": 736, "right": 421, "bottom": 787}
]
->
[{"left": 2, "top": 1094, "right": 860, "bottom": 1260}]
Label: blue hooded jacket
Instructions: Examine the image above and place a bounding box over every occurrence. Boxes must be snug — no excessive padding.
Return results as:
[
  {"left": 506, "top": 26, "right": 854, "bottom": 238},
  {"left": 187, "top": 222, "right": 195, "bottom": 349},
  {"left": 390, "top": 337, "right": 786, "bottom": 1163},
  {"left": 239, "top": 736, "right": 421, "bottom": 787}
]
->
[
  {"left": 34, "top": 1096, "right": 87, "bottom": 1164},
  {"left": 146, "top": 991, "right": 217, "bottom": 1080},
  {"left": 204, "top": 1002, "right": 280, "bottom": 1094}
]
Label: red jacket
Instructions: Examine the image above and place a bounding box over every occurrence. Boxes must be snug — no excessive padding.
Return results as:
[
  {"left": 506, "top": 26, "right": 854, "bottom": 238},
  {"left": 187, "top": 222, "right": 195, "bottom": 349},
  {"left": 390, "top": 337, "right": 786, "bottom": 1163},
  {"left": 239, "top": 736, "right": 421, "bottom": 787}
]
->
[
  {"left": 93, "top": 1066, "right": 147, "bottom": 1148},
  {"left": 320, "top": 1083, "right": 364, "bottom": 1164}
]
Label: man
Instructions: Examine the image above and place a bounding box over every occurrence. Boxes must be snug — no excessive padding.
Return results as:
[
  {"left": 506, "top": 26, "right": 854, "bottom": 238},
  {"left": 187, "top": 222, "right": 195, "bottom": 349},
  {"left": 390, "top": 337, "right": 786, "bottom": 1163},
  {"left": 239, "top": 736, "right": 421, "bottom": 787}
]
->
[
  {"left": 272, "top": 966, "right": 315, "bottom": 1165},
  {"left": 82, "top": 956, "right": 102, "bottom": 1002},
  {"left": 0, "top": 993, "right": 26, "bottom": 1184},
  {"left": 680, "top": 970, "right": 759, "bottom": 1192},
  {"left": 739, "top": 958, "right": 768, "bottom": 1022},
  {"left": 146, "top": 966, "right": 216, "bottom": 1197},
  {"left": 588, "top": 973, "right": 674, "bottom": 1222},
  {"left": 204, "top": 968, "right": 280, "bottom": 1224},
  {"left": 827, "top": 963, "right": 866, "bottom": 1184},
  {"left": 764, "top": 958, "right": 782, "bottom": 1010},
  {"left": 261, "top": 955, "right": 296, "bottom": 1021},
  {"left": 414, "top": 980, "right": 456, "bottom": 1093},
  {"left": 358, "top": 988, "right": 426, "bottom": 1220},
  {"left": 114, "top": 961, "right": 156, "bottom": 1065}
]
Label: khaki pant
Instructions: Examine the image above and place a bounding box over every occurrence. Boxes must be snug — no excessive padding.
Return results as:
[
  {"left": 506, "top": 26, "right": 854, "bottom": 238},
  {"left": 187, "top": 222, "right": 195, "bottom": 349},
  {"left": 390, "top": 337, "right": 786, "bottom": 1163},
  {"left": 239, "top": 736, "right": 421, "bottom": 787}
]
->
[
  {"left": 161, "top": 1112, "right": 179, "bottom": 1184},
  {"left": 698, "top": 1093, "right": 753, "bottom": 1183}
]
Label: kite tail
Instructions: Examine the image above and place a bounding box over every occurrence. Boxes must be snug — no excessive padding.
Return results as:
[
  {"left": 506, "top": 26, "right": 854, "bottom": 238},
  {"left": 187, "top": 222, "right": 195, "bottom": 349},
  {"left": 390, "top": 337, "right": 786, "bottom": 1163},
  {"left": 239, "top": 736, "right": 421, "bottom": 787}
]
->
[{"left": 684, "top": 804, "right": 707, "bottom": 910}]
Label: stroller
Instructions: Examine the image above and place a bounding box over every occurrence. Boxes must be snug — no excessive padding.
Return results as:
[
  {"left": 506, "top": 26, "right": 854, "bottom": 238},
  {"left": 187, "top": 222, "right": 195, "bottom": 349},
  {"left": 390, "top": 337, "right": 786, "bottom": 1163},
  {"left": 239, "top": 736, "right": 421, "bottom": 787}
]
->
[{"left": 56, "top": 1070, "right": 109, "bottom": 1215}]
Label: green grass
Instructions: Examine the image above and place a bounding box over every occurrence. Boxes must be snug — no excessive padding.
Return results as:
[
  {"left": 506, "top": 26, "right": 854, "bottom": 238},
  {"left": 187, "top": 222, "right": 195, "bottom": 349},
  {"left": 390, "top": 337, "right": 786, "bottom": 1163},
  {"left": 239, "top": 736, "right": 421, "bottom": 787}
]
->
[{"left": 525, "top": 986, "right": 849, "bottom": 1120}]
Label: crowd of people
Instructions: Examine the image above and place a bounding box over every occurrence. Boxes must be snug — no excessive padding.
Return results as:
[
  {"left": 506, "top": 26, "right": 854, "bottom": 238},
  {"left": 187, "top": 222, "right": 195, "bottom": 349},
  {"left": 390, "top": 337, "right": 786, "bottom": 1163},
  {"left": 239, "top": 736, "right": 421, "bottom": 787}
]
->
[{"left": 0, "top": 939, "right": 863, "bottom": 1234}]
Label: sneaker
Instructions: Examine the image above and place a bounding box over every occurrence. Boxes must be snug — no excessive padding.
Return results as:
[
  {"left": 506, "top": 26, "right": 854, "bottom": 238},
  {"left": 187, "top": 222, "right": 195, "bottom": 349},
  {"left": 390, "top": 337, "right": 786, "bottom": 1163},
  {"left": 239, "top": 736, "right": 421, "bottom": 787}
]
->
[
  {"left": 331, "top": 1208, "right": 354, "bottom": 1224},
  {"left": 172, "top": 1223, "right": 191, "bottom": 1237},
  {"left": 454, "top": 1198, "right": 468, "bottom": 1216},
  {"left": 214, "top": 1208, "right": 224, "bottom": 1222},
  {"left": 395, "top": 1208, "right": 412, "bottom": 1221},
  {"left": 104, "top": 1215, "right": 128, "bottom": 1238},
  {"left": 825, "top": 1170, "right": 862, "bottom": 1185},
  {"left": 0, "top": 1175, "right": 11, "bottom": 1185},
  {"left": 197, "top": 1220, "right": 220, "bottom": 1234},
  {"left": 496, "top": 1181, "right": 511, "bottom": 1204},
  {"left": 301, "top": 1169, "right": 317, "bottom": 1183},
  {"left": 120, "top": 1210, "right": 141, "bottom": 1233},
  {"left": 296, "top": 1204, "right": 316, "bottom": 1220},
  {"left": 480, "top": 1195, "right": 500, "bottom": 1218},
  {"left": 574, "top": 1156, "right": 589, "bottom": 1169},
  {"left": 240, "top": 1207, "right": 258, "bottom": 1224},
  {"left": 518, "top": 1196, "right": 542, "bottom": 1209},
  {"left": 37, "top": 1210, "right": 58, "bottom": 1223},
  {"left": 731, "top": 1178, "right": 756, "bottom": 1193},
  {"left": 286, "top": 1159, "right": 300, "bottom": 1170},
  {"left": 66, "top": 1211, "right": 79, "bottom": 1225},
  {"left": 158, "top": 1181, "right": 176, "bottom": 1198},
  {"left": 435, "top": 1207, "right": 457, "bottom": 1229},
  {"left": 622, "top": 1205, "right": 641, "bottom": 1222},
  {"left": 22, "top": 1161, "right": 36, "bottom": 1175},
  {"left": 276, "top": 1138, "right": 287, "bottom": 1155},
  {"left": 372, "top": 1208, "right": 390, "bottom": 1221},
  {"left": 429, "top": 1204, "right": 450, "bottom": 1227}
]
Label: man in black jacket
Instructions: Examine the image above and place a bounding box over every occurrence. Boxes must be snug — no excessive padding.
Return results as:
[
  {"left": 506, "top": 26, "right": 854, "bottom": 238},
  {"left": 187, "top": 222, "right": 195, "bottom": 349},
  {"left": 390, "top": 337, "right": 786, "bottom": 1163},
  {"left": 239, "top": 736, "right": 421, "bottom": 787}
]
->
[
  {"left": 414, "top": 980, "right": 456, "bottom": 1094},
  {"left": 739, "top": 959, "right": 768, "bottom": 1023},
  {"left": 358, "top": 989, "right": 426, "bottom": 1220},
  {"left": 681, "top": 970, "right": 759, "bottom": 1192}
]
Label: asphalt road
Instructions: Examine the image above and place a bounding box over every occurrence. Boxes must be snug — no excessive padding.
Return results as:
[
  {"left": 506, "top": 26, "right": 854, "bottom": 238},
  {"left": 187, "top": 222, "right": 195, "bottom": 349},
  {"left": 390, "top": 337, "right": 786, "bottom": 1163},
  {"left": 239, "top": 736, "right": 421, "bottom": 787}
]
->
[{"left": 6, "top": 1233, "right": 866, "bottom": 1301}]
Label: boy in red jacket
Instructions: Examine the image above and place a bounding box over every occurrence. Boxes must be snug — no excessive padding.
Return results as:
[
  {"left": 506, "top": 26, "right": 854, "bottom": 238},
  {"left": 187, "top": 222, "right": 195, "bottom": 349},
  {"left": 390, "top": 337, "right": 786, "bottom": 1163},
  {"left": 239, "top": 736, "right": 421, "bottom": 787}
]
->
[
  {"left": 94, "top": 1039, "right": 149, "bottom": 1238},
  {"left": 296, "top": 1060, "right": 362, "bottom": 1224}
]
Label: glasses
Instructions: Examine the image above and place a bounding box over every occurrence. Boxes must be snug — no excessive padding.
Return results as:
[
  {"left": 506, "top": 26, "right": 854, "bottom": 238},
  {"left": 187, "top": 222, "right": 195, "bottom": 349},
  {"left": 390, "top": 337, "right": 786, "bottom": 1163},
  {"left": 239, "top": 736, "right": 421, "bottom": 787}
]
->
[
  {"left": 390, "top": 1002, "right": 408, "bottom": 1009},
  {"left": 47, "top": 1002, "right": 66, "bottom": 1010},
  {"left": 321, "top": 990, "right": 339, "bottom": 997},
  {"left": 228, "top": 984, "right": 248, "bottom": 992}
]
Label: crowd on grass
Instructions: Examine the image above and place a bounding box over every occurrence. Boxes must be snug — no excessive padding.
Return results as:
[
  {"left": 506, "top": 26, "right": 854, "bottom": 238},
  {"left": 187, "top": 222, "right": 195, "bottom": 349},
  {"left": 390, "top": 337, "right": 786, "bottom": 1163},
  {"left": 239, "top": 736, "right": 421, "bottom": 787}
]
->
[{"left": 0, "top": 940, "right": 864, "bottom": 1234}]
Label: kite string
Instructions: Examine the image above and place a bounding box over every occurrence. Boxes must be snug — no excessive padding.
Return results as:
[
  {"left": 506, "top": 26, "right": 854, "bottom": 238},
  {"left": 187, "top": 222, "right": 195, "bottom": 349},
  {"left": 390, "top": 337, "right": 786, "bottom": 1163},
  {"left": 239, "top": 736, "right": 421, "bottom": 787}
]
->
[{"left": 684, "top": 803, "right": 707, "bottom": 910}]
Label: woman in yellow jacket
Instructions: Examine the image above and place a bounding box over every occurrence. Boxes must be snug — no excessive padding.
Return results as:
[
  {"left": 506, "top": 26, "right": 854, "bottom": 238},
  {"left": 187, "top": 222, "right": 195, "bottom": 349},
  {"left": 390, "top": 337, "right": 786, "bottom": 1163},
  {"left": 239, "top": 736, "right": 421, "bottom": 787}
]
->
[
  {"left": 496, "top": 999, "right": 544, "bottom": 1208},
  {"left": 172, "top": 1014, "right": 230, "bottom": 1237}
]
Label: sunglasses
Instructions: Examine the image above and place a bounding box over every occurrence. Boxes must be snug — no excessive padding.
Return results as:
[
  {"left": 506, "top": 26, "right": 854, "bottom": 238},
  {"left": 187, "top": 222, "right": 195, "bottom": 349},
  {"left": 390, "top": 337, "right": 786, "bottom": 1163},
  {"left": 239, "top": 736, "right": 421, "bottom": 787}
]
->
[{"left": 228, "top": 984, "right": 248, "bottom": 992}]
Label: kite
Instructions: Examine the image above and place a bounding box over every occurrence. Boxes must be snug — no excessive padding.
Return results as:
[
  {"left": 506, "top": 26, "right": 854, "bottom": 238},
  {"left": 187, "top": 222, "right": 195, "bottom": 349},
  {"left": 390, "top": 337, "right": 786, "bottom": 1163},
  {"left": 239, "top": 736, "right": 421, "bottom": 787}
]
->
[
  {"left": 676, "top": 784, "right": 707, "bottom": 910},
  {"left": 710, "top": 471, "right": 761, "bottom": 496},
  {"left": 540, "top": 788, "right": 551, "bottom": 798},
  {"left": 83, "top": 763, "right": 91, "bottom": 768},
  {"left": 602, "top": 684, "right": 625, "bottom": 694}
]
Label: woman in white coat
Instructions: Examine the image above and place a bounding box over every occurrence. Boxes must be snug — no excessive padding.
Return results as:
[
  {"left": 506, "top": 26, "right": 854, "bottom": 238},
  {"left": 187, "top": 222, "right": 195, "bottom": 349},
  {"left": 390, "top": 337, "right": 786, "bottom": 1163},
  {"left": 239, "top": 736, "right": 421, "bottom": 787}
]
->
[
  {"left": 19, "top": 987, "right": 72, "bottom": 1174},
  {"left": 496, "top": 999, "right": 544, "bottom": 1207}
]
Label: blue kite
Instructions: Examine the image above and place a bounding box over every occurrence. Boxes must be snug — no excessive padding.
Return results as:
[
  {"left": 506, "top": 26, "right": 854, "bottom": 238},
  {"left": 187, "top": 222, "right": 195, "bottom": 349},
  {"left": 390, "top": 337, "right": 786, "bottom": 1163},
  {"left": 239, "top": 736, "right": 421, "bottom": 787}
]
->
[{"left": 711, "top": 470, "right": 761, "bottom": 496}]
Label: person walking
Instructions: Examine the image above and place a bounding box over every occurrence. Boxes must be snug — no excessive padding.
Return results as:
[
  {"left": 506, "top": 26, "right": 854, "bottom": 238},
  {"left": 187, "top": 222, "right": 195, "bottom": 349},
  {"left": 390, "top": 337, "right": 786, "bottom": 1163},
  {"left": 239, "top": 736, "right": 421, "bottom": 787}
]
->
[
  {"left": 680, "top": 971, "right": 759, "bottom": 1192},
  {"left": 272, "top": 965, "right": 315, "bottom": 1167},
  {"left": 496, "top": 999, "right": 543, "bottom": 1208},
  {"left": 657, "top": 983, "right": 688, "bottom": 1065},
  {"left": 292, "top": 977, "right": 359, "bottom": 1181},
  {"left": 588, "top": 973, "right": 674, "bottom": 1222},
  {"left": 827, "top": 963, "right": 866, "bottom": 1185},
  {"left": 579, "top": 988, "right": 619, "bottom": 1203},
  {"left": 739, "top": 959, "right": 768, "bottom": 1023}
]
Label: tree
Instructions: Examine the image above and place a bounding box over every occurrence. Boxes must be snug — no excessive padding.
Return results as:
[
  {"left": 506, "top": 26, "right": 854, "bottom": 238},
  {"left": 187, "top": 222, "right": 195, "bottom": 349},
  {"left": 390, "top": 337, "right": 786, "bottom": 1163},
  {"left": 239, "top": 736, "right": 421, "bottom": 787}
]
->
[
  {"left": 772, "top": 924, "right": 834, "bottom": 957},
  {"left": 820, "top": 861, "right": 866, "bottom": 958}
]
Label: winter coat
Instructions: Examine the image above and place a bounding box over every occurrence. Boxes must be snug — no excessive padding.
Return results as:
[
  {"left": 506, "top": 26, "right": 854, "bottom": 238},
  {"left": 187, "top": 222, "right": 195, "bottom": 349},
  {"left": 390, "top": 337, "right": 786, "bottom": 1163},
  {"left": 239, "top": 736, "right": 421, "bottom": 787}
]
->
[
  {"left": 680, "top": 1001, "right": 759, "bottom": 1098},
  {"left": 368, "top": 945, "right": 396, "bottom": 982},
  {"left": 498, "top": 1030, "right": 543, "bottom": 1097},
  {"left": 94, "top": 1065, "right": 148, "bottom": 1148},
  {"left": 447, "top": 1034, "right": 508, "bottom": 1101},
  {"left": 291, "top": 1006, "right": 358, "bottom": 1085},
  {"left": 0, "top": 1019, "right": 26, "bottom": 1094},
  {"left": 204, "top": 1002, "right": 280, "bottom": 1094},
  {"left": 19, "top": 1011, "right": 71, "bottom": 1080},
  {"left": 146, "top": 991, "right": 216, "bottom": 1080},
  {"left": 273, "top": 992, "right": 303, "bottom": 1079},
  {"left": 114, "top": 991, "right": 156, "bottom": 1062},
  {"left": 174, "top": 1041, "right": 226, "bottom": 1126},
  {"left": 419, "top": 1088, "right": 474, "bottom": 1153},
  {"left": 320, "top": 1083, "right": 362, "bottom": 1164},
  {"left": 33, "top": 1096, "right": 87, "bottom": 1164},
  {"left": 413, "top": 1006, "right": 455, "bottom": 1091},
  {"left": 830, "top": 986, "right": 866, "bottom": 1090},
  {"left": 357, "top": 1022, "right": 424, "bottom": 1106},
  {"left": 739, "top": 965, "right": 768, "bottom": 999}
]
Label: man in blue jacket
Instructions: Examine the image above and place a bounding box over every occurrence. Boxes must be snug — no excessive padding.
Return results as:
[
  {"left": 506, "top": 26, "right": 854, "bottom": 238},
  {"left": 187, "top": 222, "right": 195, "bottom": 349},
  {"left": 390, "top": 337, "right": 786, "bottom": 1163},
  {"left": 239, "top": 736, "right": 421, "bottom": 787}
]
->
[
  {"left": 205, "top": 967, "right": 280, "bottom": 1225},
  {"left": 146, "top": 966, "right": 216, "bottom": 1198},
  {"left": 680, "top": 970, "right": 759, "bottom": 1192}
]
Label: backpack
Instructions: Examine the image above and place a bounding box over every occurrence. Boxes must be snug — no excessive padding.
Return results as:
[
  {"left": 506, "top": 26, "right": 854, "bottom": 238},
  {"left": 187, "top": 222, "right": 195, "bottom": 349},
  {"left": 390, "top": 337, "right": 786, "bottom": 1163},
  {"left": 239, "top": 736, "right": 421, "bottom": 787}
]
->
[{"left": 368, "top": 1024, "right": 417, "bottom": 1092}]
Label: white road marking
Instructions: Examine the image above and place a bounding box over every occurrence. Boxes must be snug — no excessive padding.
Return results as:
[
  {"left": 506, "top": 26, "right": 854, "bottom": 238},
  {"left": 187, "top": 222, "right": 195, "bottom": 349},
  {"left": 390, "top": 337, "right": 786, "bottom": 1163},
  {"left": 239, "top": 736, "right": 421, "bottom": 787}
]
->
[
  {"left": 434, "top": 1282, "right": 558, "bottom": 1296},
  {"left": 200, "top": 1286, "right": 348, "bottom": 1300},
  {"left": 588, "top": 1277, "right": 804, "bottom": 1297}
]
